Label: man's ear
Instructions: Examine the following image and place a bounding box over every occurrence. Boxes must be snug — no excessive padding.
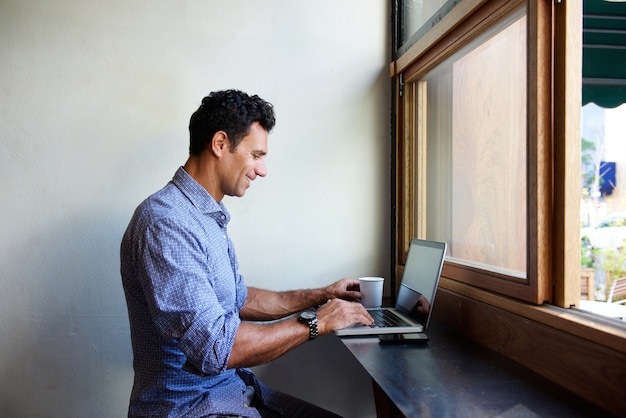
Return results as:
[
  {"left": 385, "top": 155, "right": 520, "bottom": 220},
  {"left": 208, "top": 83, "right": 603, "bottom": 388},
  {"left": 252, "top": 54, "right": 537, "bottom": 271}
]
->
[{"left": 211, "top": 131, "right": 230, "bottom": 157}]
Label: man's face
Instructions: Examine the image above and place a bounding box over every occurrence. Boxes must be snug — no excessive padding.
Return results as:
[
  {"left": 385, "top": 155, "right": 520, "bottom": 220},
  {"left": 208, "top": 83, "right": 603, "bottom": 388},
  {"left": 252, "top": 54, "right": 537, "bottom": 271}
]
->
[{"left": 221, "top": 121, "right": 268, "bottom": 198}]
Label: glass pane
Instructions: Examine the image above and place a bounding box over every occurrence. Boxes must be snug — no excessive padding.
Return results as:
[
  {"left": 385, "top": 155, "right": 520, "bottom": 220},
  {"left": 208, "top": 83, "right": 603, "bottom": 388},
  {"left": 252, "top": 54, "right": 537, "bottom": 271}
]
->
[
  {"left": 577, "top": 0, "right": 626, "bottom": 319},
  {"left": 419, "top": 7, "right": 527, "bottom": 277},
  {"left": 580, "top": 103, "right": 626, "bottom": 304},
  {"left": 401, "top": 0, "right": 448, "bottom": 41},
  {"left": 398, "top": 0, "right": 457, "bottom": 55}
]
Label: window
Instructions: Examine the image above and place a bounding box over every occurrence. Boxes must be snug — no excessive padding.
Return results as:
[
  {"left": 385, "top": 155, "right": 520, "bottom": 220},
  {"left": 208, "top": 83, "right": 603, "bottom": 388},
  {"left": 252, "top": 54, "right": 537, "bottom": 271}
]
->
[
  {"left": 393, "top": 0, "right": 562, "bottom": 304},
  {"left": 578, "top": 0, "right": 626, "bottom": 311},
  {"left": 392, "top": 1, "right": 626, "bottom": 413},
  {"left": 420, "top": 8, "right": 528, "bottom": 278},
  {"left": 580, "top": 104, "right": 626, "bottom": 307}
]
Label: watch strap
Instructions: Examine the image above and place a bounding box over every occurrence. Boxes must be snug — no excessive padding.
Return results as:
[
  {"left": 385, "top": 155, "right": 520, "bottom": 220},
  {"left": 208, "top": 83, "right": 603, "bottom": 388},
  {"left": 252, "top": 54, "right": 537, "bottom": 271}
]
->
[{"left": 299, "top": 312, "right": 318, "bottom": 340}]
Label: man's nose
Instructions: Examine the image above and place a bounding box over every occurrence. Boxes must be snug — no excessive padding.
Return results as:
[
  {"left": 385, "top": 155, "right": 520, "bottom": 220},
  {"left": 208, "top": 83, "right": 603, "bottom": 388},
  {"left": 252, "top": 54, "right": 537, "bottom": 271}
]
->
[{"left": 256, "top": 160, "right": 267, "bottom": 177}]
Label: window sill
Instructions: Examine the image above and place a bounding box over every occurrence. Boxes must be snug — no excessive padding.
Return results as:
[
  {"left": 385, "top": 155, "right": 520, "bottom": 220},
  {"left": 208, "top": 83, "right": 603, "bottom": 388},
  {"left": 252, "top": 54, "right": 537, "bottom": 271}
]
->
[
  {"left": 438, "top": 276, "right": 626, "bottom": 352},
  {"left": 434, "top": 276, "right": 626, "bottom": 416}
]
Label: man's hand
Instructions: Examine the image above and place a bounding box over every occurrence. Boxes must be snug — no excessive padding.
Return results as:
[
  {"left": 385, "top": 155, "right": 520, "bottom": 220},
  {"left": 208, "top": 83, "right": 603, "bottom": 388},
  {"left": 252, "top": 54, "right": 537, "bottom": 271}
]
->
[
  {"left": 242, "top": 278, "right": 363, "bottom": 321},
  {"left": 315, "top": 298, "right": 374, "bottom": 335},
  {"left": 323, "top": 278, "right": 362, "bottom": 302}
]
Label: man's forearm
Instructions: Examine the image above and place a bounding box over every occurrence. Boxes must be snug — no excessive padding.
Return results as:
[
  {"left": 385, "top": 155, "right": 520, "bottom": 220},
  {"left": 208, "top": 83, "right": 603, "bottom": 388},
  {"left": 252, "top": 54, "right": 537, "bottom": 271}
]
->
[
  {"left": 230, "top": 296, "right": 374, "bottom": 369},
  {"left": 240, "top": 287, "right": 327, "bottom": 321},
  {"left": 227, "top": 318, "right": 310, "bottom": 368}
]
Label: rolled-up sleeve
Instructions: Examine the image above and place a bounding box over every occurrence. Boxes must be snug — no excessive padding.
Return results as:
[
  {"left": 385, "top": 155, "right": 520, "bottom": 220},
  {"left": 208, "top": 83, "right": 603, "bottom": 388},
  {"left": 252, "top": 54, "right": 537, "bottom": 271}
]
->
[{"left": 178, "top": 309, "right": 240, "bottom": 374}]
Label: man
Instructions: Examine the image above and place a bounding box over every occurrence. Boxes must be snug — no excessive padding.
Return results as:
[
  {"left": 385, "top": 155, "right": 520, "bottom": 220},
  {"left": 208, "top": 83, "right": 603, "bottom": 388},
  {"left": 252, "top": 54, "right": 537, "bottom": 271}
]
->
[{"left": 120, "top": 89, "right": 374, "bottom": 417}]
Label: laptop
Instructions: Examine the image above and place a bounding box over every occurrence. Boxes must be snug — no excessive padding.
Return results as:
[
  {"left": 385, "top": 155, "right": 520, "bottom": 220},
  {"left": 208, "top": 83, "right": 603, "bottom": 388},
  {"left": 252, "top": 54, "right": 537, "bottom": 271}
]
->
[{"left": 335, "top": 238, "right": 447, "bottom": 337}]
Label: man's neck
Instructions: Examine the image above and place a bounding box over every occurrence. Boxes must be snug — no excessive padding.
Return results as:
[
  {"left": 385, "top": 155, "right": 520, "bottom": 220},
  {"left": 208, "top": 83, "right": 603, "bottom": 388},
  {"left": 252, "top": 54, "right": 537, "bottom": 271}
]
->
[{"left": 183, "top": 155, "right": 224, "bottom": 202}]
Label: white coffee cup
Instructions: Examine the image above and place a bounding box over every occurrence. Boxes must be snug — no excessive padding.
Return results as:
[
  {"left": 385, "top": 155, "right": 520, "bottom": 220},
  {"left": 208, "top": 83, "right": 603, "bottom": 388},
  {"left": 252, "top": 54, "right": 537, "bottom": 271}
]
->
[{"left": 358, "top": 277, "right": 384, "bottom": 308}]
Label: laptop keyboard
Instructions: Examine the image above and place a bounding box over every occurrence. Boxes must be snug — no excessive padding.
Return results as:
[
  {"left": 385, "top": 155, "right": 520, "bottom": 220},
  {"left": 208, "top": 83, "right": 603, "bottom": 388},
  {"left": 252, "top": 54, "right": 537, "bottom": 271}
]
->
[{"left": 368, "top": 309, "right": 412, "bottom": 328}]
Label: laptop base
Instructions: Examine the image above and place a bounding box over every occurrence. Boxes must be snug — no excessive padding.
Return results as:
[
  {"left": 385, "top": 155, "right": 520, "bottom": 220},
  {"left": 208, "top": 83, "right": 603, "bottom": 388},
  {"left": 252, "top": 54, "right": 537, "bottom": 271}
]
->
[{"left": 378, "top": 333, "right": 429, "bottom": 344}]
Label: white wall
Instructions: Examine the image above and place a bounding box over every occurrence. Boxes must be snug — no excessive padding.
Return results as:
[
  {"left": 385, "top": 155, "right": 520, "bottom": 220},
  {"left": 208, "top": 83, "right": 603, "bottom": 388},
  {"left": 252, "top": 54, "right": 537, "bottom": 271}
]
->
[{"left": 0, "top": 1, "right": 389, "bottom": 416}]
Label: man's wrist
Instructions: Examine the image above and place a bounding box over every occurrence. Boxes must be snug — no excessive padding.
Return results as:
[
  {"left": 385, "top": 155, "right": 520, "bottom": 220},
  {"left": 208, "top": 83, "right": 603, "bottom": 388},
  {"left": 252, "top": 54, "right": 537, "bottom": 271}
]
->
[
  {"left": 318, "top": 286, "right": 332, "bottom": 305},
  {"left": 307, "top": 288, "right": 327, "bottom": 309},
  {"left": 298, "top": 311, "right": 318, "bottom": 340}
]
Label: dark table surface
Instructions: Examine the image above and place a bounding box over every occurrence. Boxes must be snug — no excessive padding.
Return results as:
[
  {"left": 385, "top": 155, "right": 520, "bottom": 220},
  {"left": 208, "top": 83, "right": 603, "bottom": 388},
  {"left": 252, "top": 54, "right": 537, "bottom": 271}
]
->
[{"left": 339, "top": 322, "right": 612, "bottom": 418}]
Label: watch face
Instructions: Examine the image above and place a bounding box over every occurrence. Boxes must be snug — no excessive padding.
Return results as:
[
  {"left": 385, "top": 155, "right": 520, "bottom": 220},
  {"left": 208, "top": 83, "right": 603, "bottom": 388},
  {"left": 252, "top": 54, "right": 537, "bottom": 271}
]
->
[{"left": 301, "top": 311, "right": 316, "bottom": 320}]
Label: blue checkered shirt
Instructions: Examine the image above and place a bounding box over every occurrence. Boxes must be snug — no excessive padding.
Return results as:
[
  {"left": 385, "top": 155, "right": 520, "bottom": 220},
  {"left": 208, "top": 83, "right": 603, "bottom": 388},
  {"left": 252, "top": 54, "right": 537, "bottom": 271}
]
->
[{"left": 120, "top": 167, "right": 279, "bottom": 417}]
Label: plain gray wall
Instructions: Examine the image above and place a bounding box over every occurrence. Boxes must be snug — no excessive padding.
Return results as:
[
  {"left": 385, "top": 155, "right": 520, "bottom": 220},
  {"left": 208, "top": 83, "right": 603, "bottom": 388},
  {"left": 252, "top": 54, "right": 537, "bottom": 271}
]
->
[{"left": 0, "top": 1, "right": 389, "bottom": 416}]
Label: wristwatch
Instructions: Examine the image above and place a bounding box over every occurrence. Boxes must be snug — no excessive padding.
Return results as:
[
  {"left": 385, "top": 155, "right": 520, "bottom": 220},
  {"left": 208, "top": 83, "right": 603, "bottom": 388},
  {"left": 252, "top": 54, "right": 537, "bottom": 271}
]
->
[{"left": 299, "top": 311, "right": 318, "bottom": 340}]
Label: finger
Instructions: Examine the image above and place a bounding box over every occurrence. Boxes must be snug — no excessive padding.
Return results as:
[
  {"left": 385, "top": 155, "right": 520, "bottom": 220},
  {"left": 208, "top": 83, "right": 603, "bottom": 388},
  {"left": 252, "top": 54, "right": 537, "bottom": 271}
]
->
[
  {"left": 344, "top": 290, "right": 362, "bottom": 300},
  {"left": 359, "top": 311, "right": 375, "bottom": 326},
  {"left": 354, "top": 303, "right": 374, "bottom": 323}
]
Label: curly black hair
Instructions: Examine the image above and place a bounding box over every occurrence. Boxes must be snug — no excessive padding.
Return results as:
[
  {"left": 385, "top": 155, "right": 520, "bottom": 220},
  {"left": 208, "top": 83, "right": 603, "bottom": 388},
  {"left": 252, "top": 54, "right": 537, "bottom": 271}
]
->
[{"left": 188, "top": 89, "right": 276, "bottom": 155}]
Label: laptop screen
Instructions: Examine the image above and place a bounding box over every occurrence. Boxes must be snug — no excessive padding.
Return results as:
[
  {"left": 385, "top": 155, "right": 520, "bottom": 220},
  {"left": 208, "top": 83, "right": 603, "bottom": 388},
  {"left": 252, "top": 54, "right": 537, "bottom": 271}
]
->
[{"left": 395, "top": 239, "right": 447, "bottom": 328}]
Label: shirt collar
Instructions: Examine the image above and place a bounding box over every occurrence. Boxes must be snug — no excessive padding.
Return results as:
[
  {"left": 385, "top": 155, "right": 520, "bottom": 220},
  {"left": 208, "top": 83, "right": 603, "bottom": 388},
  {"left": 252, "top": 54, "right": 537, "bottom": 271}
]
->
[{"left": 171, "top": 166, "right": 231, "bottom": 226}]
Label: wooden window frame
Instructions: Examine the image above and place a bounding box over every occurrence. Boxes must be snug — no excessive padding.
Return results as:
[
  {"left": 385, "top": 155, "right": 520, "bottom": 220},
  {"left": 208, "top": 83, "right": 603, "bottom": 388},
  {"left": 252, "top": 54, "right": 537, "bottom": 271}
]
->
[
  {"left": 393, "top": 0, "right": 575, "bottom": 305},
  {"left": 391, "top": 0, "right": 626, "bottom": 414}
]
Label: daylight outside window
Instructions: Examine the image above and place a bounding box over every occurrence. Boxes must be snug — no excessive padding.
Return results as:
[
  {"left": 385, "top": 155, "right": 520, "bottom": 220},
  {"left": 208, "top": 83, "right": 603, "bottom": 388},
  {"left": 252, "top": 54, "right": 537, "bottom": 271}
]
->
[
  {"left": 577, "top": 0, "right": 626, "bottom": 319},
  {"left": 579, "top": 103, "right": 626, "bottom": 316}
]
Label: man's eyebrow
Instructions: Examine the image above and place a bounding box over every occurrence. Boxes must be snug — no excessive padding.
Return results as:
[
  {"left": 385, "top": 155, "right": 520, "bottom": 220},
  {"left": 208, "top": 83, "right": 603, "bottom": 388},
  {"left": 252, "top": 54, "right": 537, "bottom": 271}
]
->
[{"left": 252, "top": 150, "right": 267, "bottom": 156}]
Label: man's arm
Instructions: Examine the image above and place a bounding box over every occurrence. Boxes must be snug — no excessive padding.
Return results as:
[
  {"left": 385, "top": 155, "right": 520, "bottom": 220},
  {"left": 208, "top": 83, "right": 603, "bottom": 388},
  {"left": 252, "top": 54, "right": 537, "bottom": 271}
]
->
[
  {"left": 240, "top": 278, "right": 362, "bottom": 321},
  {"left": 228, "top": 298, "right": 373, "bottom": 369}
]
